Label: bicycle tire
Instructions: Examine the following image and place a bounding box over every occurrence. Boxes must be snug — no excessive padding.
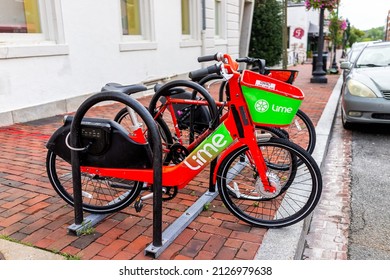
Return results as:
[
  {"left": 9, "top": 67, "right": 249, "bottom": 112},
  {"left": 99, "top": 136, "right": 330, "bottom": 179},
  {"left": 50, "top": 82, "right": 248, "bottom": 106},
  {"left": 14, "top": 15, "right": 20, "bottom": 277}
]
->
[
  {"left": 255, "top": 126, "right": 289, "bottom": 140},
  {"left": 148, "top": 80, "right": 218, "bottom": 151},
  {"left": 217, "top": 137, "right": 322, "bottom": 228},
  {"left": 276, "top": 109, "right": 316, "bottom": 155},
  {"left": 46, "top": 150, "right": 143, "bottom": 214}
]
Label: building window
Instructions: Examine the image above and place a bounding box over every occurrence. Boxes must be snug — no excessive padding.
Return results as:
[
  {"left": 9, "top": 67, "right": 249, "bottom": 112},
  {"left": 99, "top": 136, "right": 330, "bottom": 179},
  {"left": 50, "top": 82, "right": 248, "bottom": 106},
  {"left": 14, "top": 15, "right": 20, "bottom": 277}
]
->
[
  {"left": 181, "top": 0, "right": 190, "bottom": 35},
  {"left": 119, "top": 0, "right": 156, "bottom": 51},
  {"left": 121, "top": 0, "right": 141, "bottom": 36},
  {"left": 215, "top": 0, "right": 221, "bottom": 37},
  {"left": 214, "top": 0, "right": 226, "bottom": 45},
  {"left": 0, "top": 0, "right": 41, "bottom": 33},
  {"left": 180, "top": 0, "right": 200, "bottom": 47},
  {"left": 0, "top": 0, "right": 68, "bottom": 59}
]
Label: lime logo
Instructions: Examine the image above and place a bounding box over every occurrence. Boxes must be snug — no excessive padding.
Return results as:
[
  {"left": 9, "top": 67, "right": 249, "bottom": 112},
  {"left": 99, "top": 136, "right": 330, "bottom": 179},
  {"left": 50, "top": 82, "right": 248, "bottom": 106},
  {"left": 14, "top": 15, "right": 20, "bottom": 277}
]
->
[
  {"left": 255, "top": 99, "right": 269, "bottom": 113},
  {"left": 184, "top": 124, "right": 233, "bottom": 171}
]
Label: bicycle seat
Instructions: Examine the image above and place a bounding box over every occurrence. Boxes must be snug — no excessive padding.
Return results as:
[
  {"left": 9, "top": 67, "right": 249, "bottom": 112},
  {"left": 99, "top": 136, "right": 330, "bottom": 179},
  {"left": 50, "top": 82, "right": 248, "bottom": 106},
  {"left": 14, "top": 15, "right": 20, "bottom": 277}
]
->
[
  {"left": 154, "top": 83, "right": 186, "bottom": 96},
  {"left": 101, "top": 83, "right": 147, "bottom": 95}
]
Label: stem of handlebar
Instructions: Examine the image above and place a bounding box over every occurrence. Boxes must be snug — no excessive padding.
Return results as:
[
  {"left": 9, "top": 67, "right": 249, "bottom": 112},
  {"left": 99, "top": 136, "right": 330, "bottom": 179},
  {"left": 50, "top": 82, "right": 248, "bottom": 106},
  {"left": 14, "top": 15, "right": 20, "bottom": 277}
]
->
[
  {"left": 189, "top": 53, "right": 240, "bottom": 81},
  {"left": 223, "top": 54, "right": 239, "bottom": 72}
]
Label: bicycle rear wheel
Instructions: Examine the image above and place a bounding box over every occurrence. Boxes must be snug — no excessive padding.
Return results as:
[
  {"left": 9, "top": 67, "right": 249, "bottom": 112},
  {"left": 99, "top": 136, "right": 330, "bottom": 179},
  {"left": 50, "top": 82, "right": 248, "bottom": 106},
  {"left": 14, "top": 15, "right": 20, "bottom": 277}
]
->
[
  {"left": 217, "top": 137, "right": 322, "bottom": 228},
  {"left": 46, "top": 150, "right": 143, "bottom": 214},
  {"left": 275, "top": 109, "right": 316, "bottom": 155},
  {"left": 148, "top": 81, "right": 218, "bottom": 152}
]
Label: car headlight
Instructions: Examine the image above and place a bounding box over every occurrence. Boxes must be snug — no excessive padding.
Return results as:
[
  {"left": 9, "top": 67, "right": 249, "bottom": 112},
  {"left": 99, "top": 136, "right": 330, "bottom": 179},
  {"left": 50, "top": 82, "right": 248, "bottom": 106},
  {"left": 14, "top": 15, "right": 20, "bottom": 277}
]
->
[{"left": 346, "top": 79, "right": 376, "bottom": 98}]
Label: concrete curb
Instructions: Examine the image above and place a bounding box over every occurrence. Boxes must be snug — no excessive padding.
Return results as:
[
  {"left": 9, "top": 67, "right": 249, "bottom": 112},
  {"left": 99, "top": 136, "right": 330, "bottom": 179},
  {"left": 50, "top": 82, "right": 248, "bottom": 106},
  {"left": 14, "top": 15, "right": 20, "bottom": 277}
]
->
[
  {"left": 255, "top": 75, "right": 343, "bottom": 260},
  {"left": 0, "top": 239, "right": 66, "bottom": 260}
]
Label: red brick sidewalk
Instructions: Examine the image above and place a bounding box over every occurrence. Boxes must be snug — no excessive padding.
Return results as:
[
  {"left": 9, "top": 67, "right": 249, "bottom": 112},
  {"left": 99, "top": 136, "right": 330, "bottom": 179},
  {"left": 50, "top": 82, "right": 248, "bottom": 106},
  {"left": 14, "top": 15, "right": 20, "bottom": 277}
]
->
[
  {"left": 0, "top": 62, "right": 339, "bottom": 260},
  {"left": 303, "top": 104, "right": 352, "bottom": 260}
]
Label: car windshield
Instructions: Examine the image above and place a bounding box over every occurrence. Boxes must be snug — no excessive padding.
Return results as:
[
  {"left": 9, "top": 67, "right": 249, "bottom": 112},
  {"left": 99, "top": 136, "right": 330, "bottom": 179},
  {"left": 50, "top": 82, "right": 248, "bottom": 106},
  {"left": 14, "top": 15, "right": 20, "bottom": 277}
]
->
[
  {"left": 349, "top": 48, "right": 364, "bottom": 63},
  {"left": 355, "top": 45, "right": 390, "bottom": 68}
]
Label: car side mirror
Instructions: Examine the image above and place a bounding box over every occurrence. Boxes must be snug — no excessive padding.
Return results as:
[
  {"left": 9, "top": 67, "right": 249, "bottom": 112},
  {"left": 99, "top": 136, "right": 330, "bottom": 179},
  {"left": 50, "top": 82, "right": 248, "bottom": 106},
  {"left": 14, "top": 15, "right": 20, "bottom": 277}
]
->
[{"left": 340, "top": 61, "right": 352, "bottom": 70}]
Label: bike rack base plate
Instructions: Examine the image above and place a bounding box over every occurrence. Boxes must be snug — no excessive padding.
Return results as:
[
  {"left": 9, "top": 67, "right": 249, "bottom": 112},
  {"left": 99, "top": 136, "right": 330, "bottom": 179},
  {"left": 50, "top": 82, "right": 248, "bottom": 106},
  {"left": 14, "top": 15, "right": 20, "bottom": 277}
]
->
[
  {"left": 144, "top": 190, "right": 218, "bottom": 258},
  {"left": 68, "top": 213, "right": 109, "bottom": 236}
]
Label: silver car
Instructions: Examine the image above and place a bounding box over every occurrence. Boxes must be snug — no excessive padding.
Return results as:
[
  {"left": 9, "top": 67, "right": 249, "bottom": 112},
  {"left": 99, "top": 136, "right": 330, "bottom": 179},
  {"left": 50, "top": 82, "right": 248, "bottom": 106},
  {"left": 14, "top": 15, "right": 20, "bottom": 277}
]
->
[{"left": 340, "top": 41, "right": 390, "bottom": 129}]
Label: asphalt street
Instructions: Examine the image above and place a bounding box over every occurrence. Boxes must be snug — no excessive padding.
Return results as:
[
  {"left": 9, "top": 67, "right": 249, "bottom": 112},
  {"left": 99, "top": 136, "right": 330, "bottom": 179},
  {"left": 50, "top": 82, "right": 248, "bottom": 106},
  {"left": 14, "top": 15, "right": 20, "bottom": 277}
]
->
[{"left": 348, "top": 123, "right": 390, "bottom": 259}]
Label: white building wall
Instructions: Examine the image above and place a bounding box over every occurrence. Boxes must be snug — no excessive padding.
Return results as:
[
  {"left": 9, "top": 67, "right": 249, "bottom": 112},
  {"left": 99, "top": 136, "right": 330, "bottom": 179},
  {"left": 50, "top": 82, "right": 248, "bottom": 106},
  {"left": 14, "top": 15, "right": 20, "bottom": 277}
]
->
[
  {"left": 288, "top": 5, "right": 310, "bottom": 64},
  {"left": 226, "top": 1, "right": 241, "bottom": 55},
  {"left": 287, "top": 4, "right": 321, "bottom": 64},
  {"left": 0, "top": 0, "right": 243, "bottom": 126}
]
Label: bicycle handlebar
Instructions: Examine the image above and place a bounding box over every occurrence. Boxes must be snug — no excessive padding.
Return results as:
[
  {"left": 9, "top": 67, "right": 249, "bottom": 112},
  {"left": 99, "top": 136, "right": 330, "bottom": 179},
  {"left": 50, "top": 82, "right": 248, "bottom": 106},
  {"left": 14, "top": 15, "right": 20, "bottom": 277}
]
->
[
  {"left": 190, "top": 53, "right": 240, "bottom": 81},
  {"left": 236, "top": 57, "right": 256, "bottom": 64},
  {"left": 197, "top": 52, "right": 224, "bottom": 63},
  {"left": 236, "top": 57, "right": 267, "bottom": 74},
  {"left": 189, "top": 64, "right": 221, "bottom": 80},
  {"left": 236, "top": 56, "right": 265, "bottom": 65}
]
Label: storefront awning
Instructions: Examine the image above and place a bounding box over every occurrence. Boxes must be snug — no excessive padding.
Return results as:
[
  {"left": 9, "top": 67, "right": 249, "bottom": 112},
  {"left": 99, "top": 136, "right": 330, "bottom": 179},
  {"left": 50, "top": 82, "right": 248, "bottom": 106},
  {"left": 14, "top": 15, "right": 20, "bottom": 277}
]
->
[{"left": 308, "top": 22, "right": 319, "bottom": 36}]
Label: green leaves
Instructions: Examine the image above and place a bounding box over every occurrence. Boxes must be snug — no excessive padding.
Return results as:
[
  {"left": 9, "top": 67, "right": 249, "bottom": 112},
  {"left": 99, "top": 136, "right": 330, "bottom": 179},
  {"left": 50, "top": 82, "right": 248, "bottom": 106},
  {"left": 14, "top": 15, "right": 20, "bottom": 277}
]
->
[{"left": 249, "top": 0, "right": 283, "bottom": 67}]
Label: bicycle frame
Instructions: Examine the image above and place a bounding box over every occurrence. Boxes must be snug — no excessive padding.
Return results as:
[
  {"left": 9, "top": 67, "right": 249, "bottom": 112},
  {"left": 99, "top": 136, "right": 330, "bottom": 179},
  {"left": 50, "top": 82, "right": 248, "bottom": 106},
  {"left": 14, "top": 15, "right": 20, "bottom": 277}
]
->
[
  {"left": 153, "top": 97, "right": 225, "bottom": 152},
  {"left": 80, "top": 56, "right": 276, "bottom": 193}
]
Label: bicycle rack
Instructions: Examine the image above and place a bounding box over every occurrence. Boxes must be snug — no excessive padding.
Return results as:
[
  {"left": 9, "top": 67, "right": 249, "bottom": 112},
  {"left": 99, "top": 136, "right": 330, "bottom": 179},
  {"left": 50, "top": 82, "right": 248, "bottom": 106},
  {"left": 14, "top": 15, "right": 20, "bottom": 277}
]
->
[
  {"left": 66, "top": 90, "right": 231, "bottom": 258},
  {"left": 67, "top": 91, "right": 163, "bottom": 249},
  {"left": 144, "top": 158, "right": 244, "bottom": 258}
]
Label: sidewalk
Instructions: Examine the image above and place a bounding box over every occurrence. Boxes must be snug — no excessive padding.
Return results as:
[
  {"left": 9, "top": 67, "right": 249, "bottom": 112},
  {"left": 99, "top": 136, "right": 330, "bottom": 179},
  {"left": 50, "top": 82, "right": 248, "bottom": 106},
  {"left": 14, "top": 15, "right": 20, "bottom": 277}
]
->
[{"left": 0, "top": 61, "right": 341, "bottom": 260}]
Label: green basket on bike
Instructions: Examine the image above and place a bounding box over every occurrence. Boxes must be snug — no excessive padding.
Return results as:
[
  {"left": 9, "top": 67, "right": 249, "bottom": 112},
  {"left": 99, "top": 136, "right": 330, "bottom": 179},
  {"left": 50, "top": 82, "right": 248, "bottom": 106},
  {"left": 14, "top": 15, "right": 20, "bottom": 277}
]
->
[{"left": 240, "top": 70, "right": 304, "bottom": 127}]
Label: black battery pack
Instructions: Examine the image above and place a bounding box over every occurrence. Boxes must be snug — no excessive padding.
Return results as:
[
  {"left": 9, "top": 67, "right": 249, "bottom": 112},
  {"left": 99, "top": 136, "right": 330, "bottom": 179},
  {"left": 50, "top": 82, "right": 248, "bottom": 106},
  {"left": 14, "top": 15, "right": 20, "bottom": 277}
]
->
[{"left": 46, "top": 116, "right": 153, "bottom": 169}]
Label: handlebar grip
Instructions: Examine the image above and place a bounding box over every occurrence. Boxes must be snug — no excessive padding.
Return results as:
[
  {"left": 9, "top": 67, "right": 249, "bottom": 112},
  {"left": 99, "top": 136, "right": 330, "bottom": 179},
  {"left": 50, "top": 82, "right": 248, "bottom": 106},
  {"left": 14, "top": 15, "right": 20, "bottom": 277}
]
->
[
  {"left": 197, "top": 52, "right": 224, "bottom": 63},
  {"left": 189, "top": 64, "right": 221, "bottom": 80},
  {"left": 236, "top": 57, "right": 251, "bottom": 63}
]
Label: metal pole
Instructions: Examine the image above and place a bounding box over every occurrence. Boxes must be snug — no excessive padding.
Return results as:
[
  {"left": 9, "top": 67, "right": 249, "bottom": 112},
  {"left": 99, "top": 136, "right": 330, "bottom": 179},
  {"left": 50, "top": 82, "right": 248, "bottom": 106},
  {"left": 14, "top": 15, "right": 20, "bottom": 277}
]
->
[
  {"left": 152, "top": 124, "right": 162, "bottom": 247},
  {"left": 70, "top": 150, "right": 83, "bottom": 225},
  {"left": 331, "top": 0, "right": 340, "bottom": 73},
  {"left": 311, "top": 7, "right": 328, "bottom": 83},
  {"left": 70, "top": 116, "right": 84, "bottom": 225}
]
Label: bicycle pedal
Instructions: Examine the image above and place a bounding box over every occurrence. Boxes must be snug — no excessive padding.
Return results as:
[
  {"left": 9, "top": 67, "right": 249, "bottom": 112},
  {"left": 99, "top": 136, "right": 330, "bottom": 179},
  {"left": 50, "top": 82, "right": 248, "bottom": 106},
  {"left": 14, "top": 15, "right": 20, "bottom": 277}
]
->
[{"left": 134, "top": 197, "right": 143, "bottom": 213}]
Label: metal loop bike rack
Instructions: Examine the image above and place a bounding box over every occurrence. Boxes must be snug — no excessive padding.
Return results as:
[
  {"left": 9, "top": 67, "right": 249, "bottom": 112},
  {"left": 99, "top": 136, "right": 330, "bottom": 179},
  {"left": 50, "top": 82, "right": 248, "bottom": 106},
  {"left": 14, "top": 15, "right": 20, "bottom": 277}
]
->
[
  {"left": 68, "top": 91, "right": 163, "bottom": 249},
  {"left": 66, "top": 90, "right": 223, "bottom": 258}
]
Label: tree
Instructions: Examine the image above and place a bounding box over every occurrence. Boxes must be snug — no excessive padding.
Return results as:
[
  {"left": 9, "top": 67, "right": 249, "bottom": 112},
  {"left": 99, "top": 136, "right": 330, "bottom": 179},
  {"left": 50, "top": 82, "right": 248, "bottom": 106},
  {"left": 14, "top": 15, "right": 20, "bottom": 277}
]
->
[
  {"left": 329, "top": 12, "right": 346, "bottom": 48},
  {"left": 363, "top": 27, "right": 384, "bottom": 41},
  {"left": 348, "top": 27, "right": 365, "bottom": 46},
  {"left": 249, "top": 0, "right": 283, "bottom": 67}
]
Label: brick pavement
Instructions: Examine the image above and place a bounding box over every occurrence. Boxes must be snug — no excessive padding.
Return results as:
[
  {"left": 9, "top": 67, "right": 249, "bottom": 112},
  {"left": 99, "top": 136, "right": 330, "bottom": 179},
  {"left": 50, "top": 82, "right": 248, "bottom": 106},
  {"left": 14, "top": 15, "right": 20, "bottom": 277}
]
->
[
  {"left": 303, "top": 104, "right": 352, "bottom": 260},
  {"left": 0, "top": 61, "right": 340, "bottom": 260}
]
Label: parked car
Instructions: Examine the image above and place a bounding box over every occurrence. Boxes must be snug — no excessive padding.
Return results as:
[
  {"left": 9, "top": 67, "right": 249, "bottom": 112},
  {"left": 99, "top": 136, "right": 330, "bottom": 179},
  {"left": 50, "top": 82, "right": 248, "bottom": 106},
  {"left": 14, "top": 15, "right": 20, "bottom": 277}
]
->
[
  {"left": 342, "top": 41, "right": 381, "bottom": 81},
  {"left": 340, "top": 41, "right": 390, "bottom": 129}
]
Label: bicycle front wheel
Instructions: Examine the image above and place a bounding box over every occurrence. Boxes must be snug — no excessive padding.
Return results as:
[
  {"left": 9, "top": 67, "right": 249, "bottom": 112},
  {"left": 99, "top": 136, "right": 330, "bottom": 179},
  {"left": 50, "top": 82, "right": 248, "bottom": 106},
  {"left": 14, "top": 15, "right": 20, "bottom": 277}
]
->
[
  {"left": 217, "top": 137, "right": 322, "bottom": 228},
  {"left": 46, "top": 150, "right": 143, "bottom": 214}
]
